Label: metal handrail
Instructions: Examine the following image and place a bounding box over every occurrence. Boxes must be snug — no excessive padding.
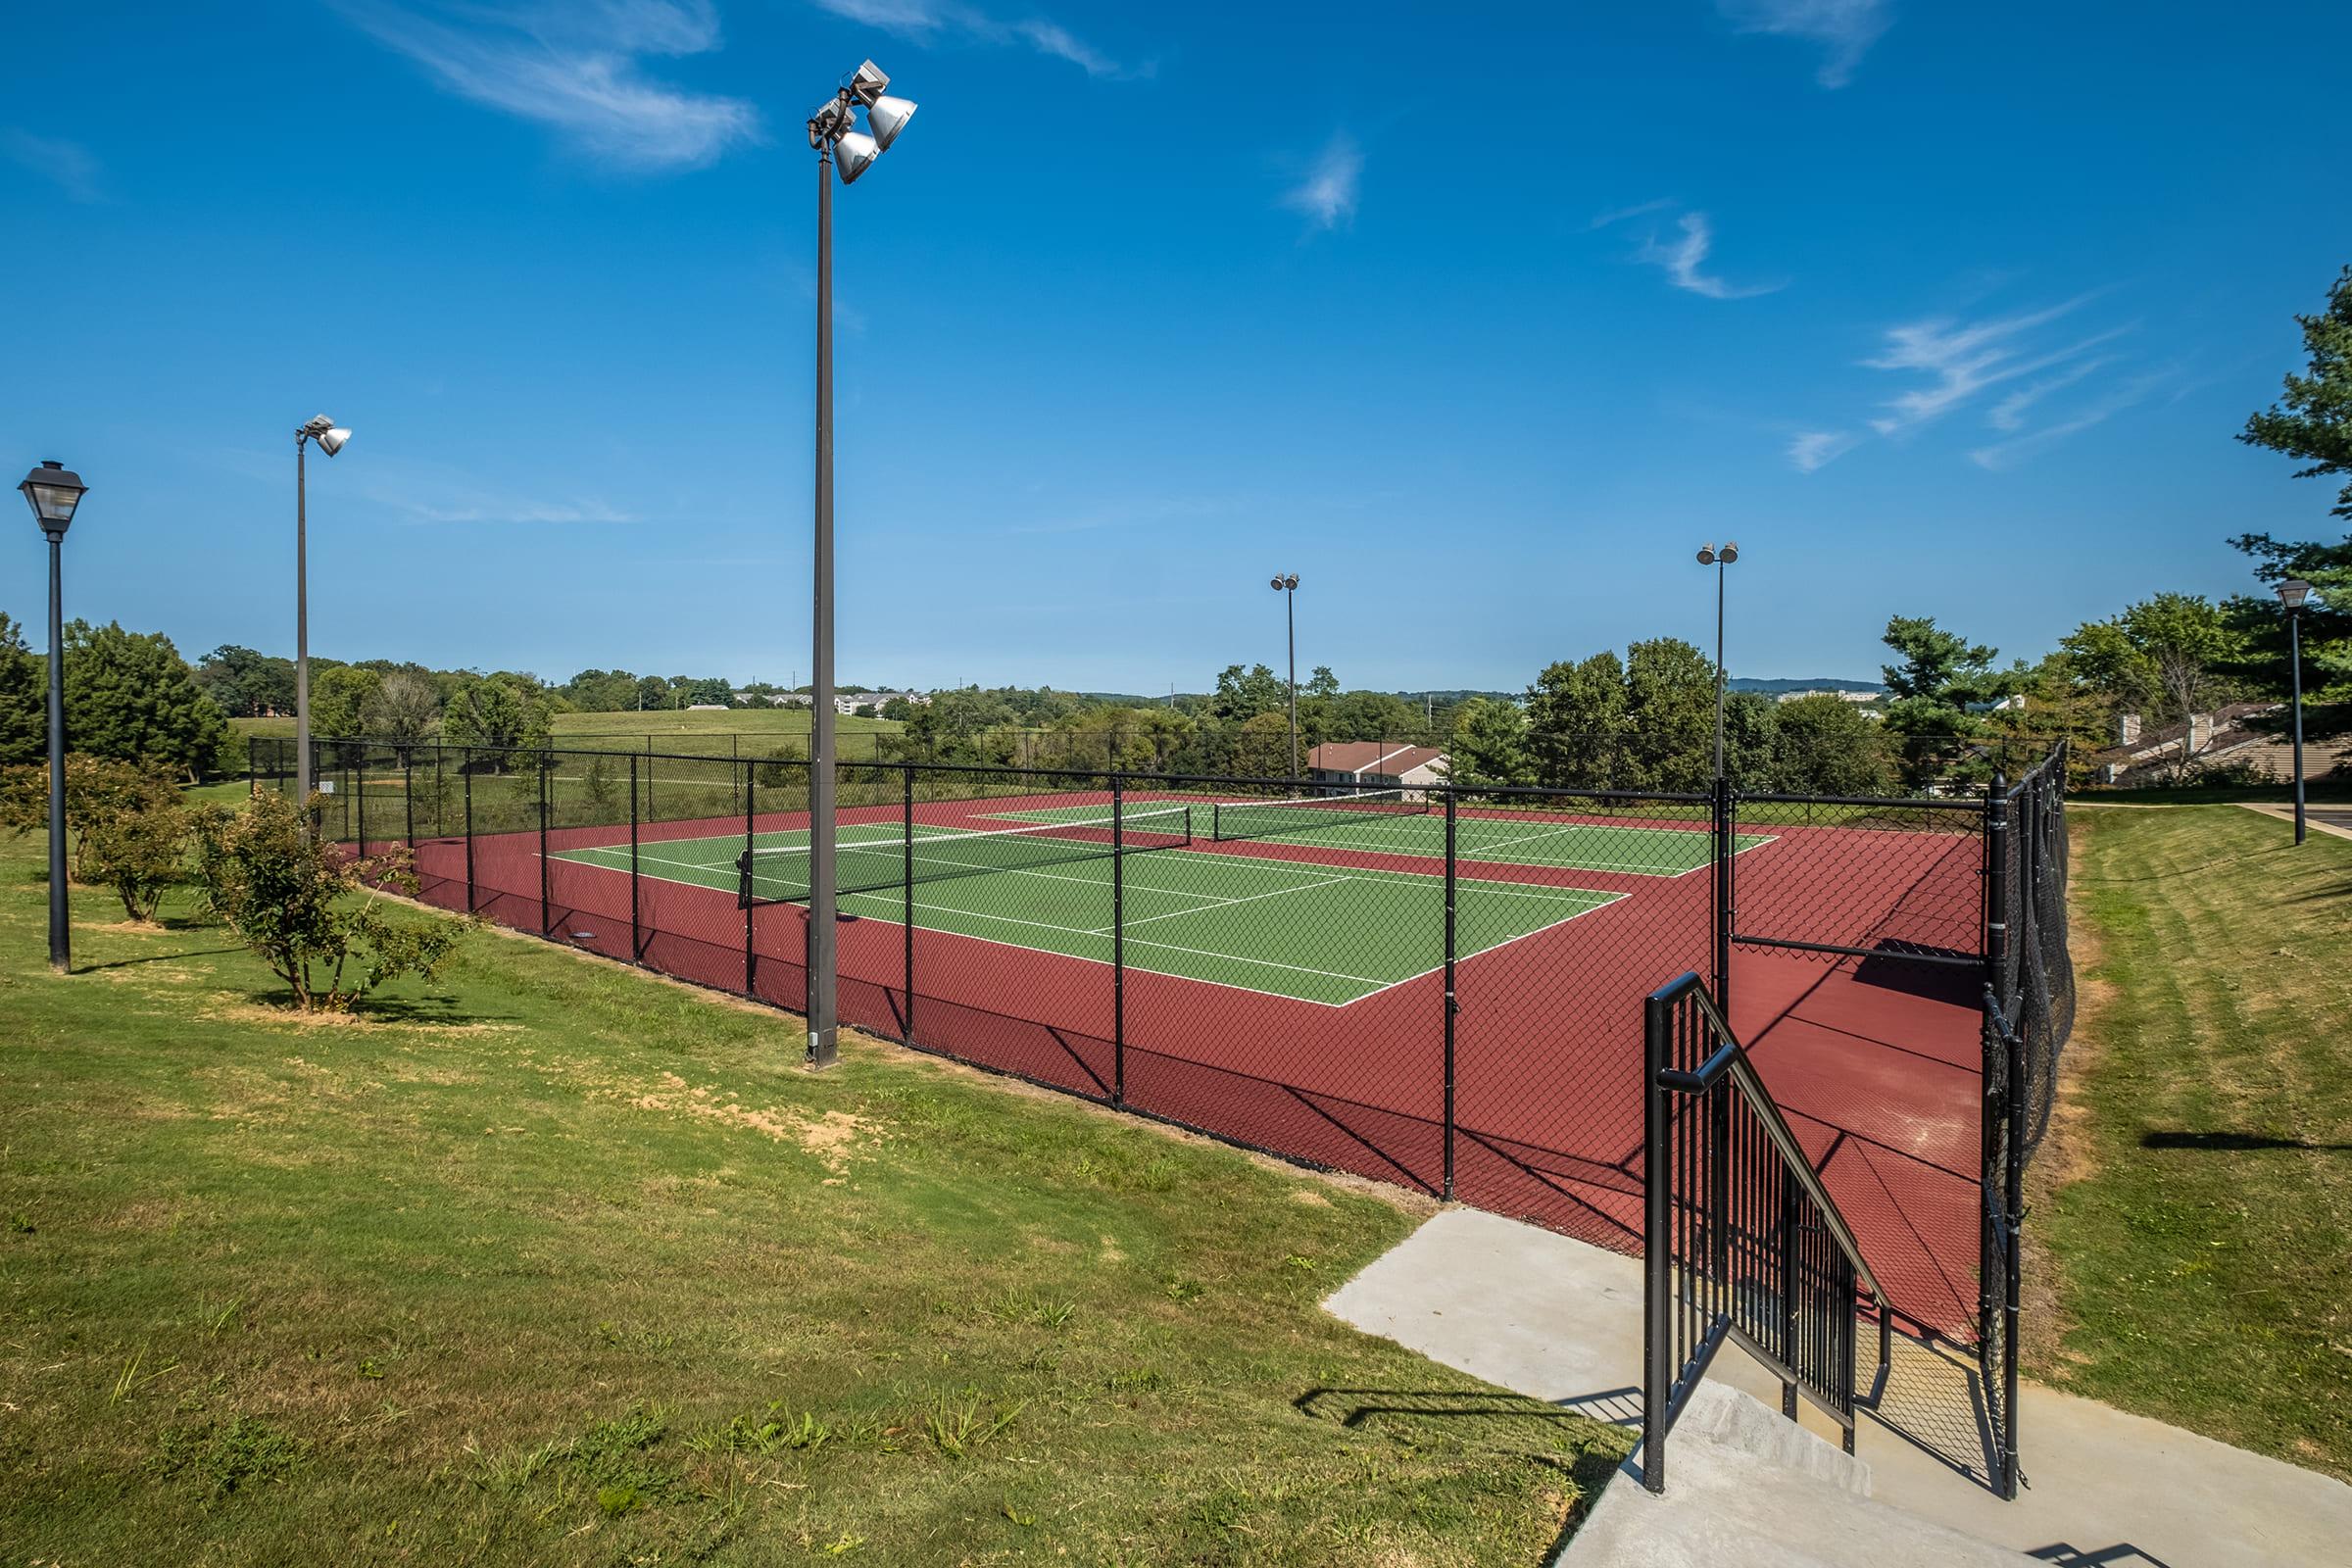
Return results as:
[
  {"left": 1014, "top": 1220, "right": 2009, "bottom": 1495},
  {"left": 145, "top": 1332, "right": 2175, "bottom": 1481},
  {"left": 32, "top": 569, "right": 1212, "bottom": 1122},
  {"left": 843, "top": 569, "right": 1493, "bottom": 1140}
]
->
[{"left": 1651, "top": 971, "right": 1890, "bottom": 1312}]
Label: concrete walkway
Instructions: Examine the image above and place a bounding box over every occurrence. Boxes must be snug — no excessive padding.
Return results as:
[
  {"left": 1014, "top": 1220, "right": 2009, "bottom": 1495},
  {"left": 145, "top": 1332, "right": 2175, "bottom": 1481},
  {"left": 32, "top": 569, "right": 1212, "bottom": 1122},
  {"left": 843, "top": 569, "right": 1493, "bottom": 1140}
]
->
[
  {"left": 2235, "top": 800, "right": 2352, "bottom": 843},
  {"left": 1325, "top": 1208, "right": 2352, "bottom": 1567}
]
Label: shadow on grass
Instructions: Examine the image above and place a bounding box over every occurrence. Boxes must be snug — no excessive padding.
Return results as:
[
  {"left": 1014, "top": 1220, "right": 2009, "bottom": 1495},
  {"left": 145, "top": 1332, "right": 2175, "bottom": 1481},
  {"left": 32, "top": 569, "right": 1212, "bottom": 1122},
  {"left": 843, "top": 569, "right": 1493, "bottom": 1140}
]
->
[
  {"left": 215, "top": 986, "right": 514, "bottom": 1028},
  {"left": 2140, "top": 1129, "right": 2352, "bottom": 1153},
  {"left": 74, "top": 946, "right": 246, "bottom": 973}
]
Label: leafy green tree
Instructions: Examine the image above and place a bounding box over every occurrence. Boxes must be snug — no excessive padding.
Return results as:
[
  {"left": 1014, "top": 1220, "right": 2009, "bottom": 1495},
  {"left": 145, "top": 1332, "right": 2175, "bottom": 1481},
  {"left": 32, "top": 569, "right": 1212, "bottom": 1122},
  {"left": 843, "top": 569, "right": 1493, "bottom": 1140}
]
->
[
  {"left": 0, "top": 613, "right": 41, "bottom": 765},
  {"left": 2240, "top": 264, "right": 2352, "bottom": 518},
  {"left": 361, "top": 671, "right": 442, "bottom": 752},
  {"left": 1229, "top": 710, "right": 1294, "bottom": 778},
  {"left": 1771, "top": 695, "right": 1892, "bottom": 795},
  {"left": 1446, "top": 697, "right": 1534, "bottom": 786},
  {"left": 1524, "top": 652, "right": 1627, "bottom": 788},
  {"left": 879, "top": 696, "right": 914, "bottom": 722},
  {"left": 441, "top": 673, "right": 552, "bottom": 759},
  {"left": 61, "top": 620, "right": 233, "bottom": 778},
  {"left": 0, "top": 755, "right": 192, "bottom": 919},
  {"left": 634, "top": 674, "right": 671, "bottom": 710},
  {"left": 1622, "top": 638, "right": 1717, "bottom": 791},
  {"left": 191, "top": 791, "right": 469, "bottom": 1011},
  {"left": 1304, "top": 665, "right": 1341, "bottom": 700},
  {"left": 310, "top": 664, "right": 382, "bottom": 740},
  {"left": 1210, "top": 663, "right": 1288, "bottom": 723},
  {"left": 563, "top": 668, "right": 641, "bottom": 711},
  {"left": 195, "top": 645, "right": 296, "bottom": 717}
]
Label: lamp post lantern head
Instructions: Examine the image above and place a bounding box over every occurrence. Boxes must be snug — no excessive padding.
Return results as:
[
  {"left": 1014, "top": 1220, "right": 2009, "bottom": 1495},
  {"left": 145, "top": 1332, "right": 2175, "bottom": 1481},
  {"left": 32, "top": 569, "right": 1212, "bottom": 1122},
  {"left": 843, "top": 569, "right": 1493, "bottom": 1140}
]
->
[
  {"left": 834, "top": 130, "right": 881, "bottom": 183},
  {"left": 2278, "top": 579, "right": 2313, "bottom": 612},
  {"left": 20, "top": 461, "right": 86, "bottom": 537}
]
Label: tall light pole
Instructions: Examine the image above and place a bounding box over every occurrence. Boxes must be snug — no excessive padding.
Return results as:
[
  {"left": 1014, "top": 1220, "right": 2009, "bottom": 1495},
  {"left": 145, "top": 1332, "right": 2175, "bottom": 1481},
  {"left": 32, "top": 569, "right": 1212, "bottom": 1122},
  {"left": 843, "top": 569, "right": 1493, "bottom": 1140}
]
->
[
  {"left": 2278, "top": 578, "right": 2313, "bottom": 845},
  {"left": 805, "top": 61, "right": 916, "bottom": 1068},
  {"left": 293, "top": 415, "right": 351, "bottom": 813},
  {"left": 21, "top": 461, "right": 87, "bottom": 972},
  {"left": 1696, "top": 543, "right": 1739, "bottom": 778},
  {"left": 1270, "top": 572, "right": 1299, "bottom": 778}
]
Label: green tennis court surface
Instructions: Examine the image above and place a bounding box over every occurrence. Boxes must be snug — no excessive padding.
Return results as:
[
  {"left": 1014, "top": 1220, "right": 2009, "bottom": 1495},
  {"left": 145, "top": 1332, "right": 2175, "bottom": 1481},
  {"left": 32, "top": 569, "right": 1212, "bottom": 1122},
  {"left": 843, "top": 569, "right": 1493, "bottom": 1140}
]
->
[
  {"left": 981, "top": 799, "right": 1772, "bottom": 875},
  {"left": 554, "top": 825, "right": 1623, "bottom": 1005}
]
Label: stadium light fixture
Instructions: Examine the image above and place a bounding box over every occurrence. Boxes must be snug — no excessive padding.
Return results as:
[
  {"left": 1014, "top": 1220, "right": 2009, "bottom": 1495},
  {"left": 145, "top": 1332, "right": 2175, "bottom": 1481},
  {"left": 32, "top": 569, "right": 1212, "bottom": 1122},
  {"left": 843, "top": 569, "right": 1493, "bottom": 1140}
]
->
[
  {"left": 293, "top": 416, "right": 353, "bottom": 817},
  {"left": 1271, "top": 573, "right": 1301, "bottom": 779},
  {"left": 803, "top": 60, "right": 918, "bottom": 1070},
  {"left": 21, "top": 461, "right": 85, "bottom": 971},
  {"left": 2278, "top": 578, "right": 2314, "bottom": 844},
  {"left": 1696, "top": 542, "right": 1740, "bottom": 779}
]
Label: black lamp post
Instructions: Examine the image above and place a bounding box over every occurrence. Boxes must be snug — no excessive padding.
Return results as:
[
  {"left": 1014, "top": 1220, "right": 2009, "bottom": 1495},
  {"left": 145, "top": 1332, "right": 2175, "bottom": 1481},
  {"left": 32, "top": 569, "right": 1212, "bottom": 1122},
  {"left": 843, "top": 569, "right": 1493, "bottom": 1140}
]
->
[
  {"left": 1695, "top": 542, "right": 1740, "bottom": 778},
  {"left": 292, "top": 416, "right": 351, "bottom": 816},
  {"left": 803, "top": 60, "right": 916, "bottom": 1068},
  {"left": 2278, "top": 578, "right": 2312, "bottom": 845},
  {"left": 1270, "top": 573, "right": 1299, "bottom": 778},
  {"left": 21, "top": 461, "right": 87, "bottom": 972}
]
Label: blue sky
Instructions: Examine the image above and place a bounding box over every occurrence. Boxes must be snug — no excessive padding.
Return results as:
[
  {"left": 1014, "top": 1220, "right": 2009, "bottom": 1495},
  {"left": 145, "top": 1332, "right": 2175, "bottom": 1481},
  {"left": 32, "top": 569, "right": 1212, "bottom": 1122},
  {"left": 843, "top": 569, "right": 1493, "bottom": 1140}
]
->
[{"left": 4, "top": 1, "right": 2347, "bottom": 695}]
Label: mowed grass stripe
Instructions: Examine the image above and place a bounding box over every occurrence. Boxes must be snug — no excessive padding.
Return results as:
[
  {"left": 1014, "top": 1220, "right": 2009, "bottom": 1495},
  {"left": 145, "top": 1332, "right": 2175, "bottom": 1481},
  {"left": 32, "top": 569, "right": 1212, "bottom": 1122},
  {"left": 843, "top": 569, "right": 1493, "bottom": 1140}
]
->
[{"left": 554, "top": 828, "right": 1621, "bottom": 1005}]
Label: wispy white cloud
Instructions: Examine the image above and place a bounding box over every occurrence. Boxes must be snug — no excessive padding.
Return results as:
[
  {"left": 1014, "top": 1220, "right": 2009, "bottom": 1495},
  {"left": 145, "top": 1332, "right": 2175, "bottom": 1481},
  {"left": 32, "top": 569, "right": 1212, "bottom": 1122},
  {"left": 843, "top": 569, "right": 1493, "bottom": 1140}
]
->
[
  {"left": 335, "top": 1, "right": 760, "bottom": 171},
  {"left": 1638, "top": 212, "right": 1783, "bottom": 300},
  {"left": 1788, "top": 430, "right": 1859, "bottom": 471},
  {"left": 1861, "top": 299, "right": 2132, "bottom": 433},
  {"left": 1589, "top": 197, "right": 1677, "bottom": 230},
  {"left": 1717, "top": 0, "right": 1893, "bottom": 88},
  {"left": 0, "top": 128, "right": 104, "bottom": 202},
  {"left": 808, "top": 0, "right": 1139, "bottom": 78},
  {"left": 1984, "top": 355, "right": 2116, "bottom": 431},
  {"left": 1968, "top": 368, "right": 2176, "bottom": 471},
  {"left": 1280, "top": 133, "right": 1363, "bottom": 231}
]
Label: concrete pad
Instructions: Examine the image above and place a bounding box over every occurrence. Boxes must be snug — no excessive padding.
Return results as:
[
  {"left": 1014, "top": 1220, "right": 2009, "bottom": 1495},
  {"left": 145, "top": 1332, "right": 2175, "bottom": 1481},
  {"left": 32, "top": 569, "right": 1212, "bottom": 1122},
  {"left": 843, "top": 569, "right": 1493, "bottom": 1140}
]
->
[{"left": 1324, "top": 1207, "right": 2352, "bottom": 1567}]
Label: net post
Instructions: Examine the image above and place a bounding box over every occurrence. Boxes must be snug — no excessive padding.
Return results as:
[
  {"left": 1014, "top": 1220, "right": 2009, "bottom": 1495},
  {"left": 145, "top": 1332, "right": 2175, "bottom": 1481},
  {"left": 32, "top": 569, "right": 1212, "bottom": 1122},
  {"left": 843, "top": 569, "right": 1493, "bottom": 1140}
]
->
[
  {"left": 902, "top": 762, "right": 915, "bottom": 1044},
  {"left": 537, "top": 752, "right": 552, "bottom": 938},
  {"left": 743, "top": 759, "right": 758, "bottom": 998},
  {"left": 629, "top": 754, "right": 642, "bottom": 961},
  {"left": 463, "top": 752, "right": 476, "bottom": 913},
  {"left": 1111, "top": 775, "right": 1126, "bottom": 1108},
  {"left": 1443, "top": 788, "right": 1457, "bottom": 1201}
]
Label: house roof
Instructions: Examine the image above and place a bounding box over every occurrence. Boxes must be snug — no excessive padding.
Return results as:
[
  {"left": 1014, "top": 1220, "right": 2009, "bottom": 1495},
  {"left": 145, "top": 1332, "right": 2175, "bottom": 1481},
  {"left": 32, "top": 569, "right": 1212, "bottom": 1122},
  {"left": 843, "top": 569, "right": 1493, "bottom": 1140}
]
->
[
  {"left": 1307, "top": 741, "right": 1448, "bottom": 776},
  {"left": 2090, "top": 702, "right": 2278, "bottom": 764}
]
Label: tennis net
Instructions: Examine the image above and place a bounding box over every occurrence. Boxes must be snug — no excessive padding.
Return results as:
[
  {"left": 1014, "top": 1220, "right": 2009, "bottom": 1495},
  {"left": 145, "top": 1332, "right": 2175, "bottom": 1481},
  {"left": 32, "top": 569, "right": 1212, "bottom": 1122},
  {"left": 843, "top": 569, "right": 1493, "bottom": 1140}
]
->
[
  {"left": 739, "top": 804, "right": 1192, "bottom": 906},
  {"left": 1209, "top": 788, "right": 1430, "bottom": 844}
]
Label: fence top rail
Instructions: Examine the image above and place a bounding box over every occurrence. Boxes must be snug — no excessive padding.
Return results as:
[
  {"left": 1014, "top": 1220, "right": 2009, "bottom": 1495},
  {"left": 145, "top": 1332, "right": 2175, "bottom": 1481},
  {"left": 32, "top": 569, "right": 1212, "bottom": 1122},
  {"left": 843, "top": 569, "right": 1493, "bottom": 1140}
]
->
[
  {"left": 1737, "top": 790, "right": 1991, "bottom": 812},
  {"left": 1647, "top": 969, "right": 1890, "bottom": 1311}
]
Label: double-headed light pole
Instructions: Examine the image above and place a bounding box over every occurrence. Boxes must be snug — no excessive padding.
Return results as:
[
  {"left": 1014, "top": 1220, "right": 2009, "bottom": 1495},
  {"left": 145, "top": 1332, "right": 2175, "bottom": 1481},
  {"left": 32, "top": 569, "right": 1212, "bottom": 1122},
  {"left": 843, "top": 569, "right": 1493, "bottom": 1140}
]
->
[
  {"left": 805, "top": 60, "right": 916, "bottom": 1067},
  {"left": 2277, "top": 577, "right": 2313, "bottom": 845},
  {"left": 293, "top": 415, "right": 352, "bottom": 809},
  {"left": 1271, "top": 572, "right": 1299, "bottom": 778},
  {"left": 21, "top": 462, "right": 87, "bottom": 972},
  {"left": 1696, "top": 542, "right": 1740, "bottom": 778}
]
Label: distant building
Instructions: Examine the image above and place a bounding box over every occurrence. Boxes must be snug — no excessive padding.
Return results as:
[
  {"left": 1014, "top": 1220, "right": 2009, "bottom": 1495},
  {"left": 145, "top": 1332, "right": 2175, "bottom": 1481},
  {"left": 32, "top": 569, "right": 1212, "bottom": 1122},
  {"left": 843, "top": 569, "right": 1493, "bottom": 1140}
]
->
[
  {"left": 1775, "top": 688, "right": 1881, "bottom": 705},
  {"left": 2084, "top": 702, "right": 2347, "bottom": 786},
  {"left": 1306, "top": 741, "right": 1450, "bottom": 800}
]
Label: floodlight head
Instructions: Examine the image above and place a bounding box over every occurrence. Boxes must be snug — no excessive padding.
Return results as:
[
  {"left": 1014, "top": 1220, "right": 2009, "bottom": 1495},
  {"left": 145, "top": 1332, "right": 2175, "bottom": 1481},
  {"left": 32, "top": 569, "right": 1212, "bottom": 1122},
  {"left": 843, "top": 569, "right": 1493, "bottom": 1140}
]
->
[
  {"left": 868, "top": 93, "right": 916, "bottom": 152},
  {"left": 1287, "top": 573, "right": 1299, "bottom": 589},
  {"left": 2278, "top": 578, "right": 2314, "bottom": 611},
  {"left": 835, "top": 130, "right": 880, "bottom": 183},
  {"left": 850, "top": 60, "right": 890, "bottom": 106},
  {"left": 1720, "top": 541, "right": 1739, "bottom": 564},
  {"left": 318, "top": 426, "right": 351, "bottom": 457},
  {"left": 20, "top": 460, "right": 86, "bottom": 535},
  {"left": 300, "top": 414, "right": 336, "bottom": 438},
  {"left": 1696, "top": 543, "right": 1717, "bottom": 564},
  {"left": 1271, "top": 576, "right": 1283, "bottom": 590}
]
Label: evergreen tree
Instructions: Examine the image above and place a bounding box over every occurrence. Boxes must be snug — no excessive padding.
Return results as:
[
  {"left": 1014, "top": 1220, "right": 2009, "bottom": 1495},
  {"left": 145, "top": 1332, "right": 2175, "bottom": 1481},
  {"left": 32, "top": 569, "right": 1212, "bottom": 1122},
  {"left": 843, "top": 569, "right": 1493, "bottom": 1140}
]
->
[
  {"left": 61, "top": 620, "right": 233, "bottom": 777},
  {"left": 0, "top": 614, "right": 41, "bottom": 766}
]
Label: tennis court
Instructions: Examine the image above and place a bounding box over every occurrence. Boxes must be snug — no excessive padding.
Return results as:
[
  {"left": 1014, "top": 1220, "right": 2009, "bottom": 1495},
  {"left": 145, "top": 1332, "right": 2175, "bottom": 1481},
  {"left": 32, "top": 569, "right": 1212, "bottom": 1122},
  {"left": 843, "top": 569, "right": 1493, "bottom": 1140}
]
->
[
  {"left": 983, "top": 792, "right": 1774, "bottom": 875},
  {"left": 556, "top": 813, "right": 1621, "bottom": 1006}
]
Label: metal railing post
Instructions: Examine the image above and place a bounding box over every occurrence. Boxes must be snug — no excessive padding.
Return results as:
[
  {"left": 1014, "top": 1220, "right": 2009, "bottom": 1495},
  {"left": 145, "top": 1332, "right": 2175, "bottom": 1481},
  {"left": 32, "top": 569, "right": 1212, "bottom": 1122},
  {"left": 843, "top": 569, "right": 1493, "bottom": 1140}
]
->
[
  {"left": 1443, "top": 789, "right": 1458, "bottom": 1201},
  {"left": 1642, "top": 991, "right": 1673, "bottom": 1494},
  {"left": 1111, "top": 775, "right": 1125, "bottom": 1107}
]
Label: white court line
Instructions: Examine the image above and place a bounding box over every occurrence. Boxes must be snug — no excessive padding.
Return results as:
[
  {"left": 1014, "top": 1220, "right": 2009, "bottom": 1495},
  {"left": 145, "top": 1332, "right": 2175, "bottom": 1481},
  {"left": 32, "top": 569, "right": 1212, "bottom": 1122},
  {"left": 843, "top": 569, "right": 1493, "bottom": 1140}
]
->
[{"left": 1088, "top": 873, "right": 1359, "bottom": 935}]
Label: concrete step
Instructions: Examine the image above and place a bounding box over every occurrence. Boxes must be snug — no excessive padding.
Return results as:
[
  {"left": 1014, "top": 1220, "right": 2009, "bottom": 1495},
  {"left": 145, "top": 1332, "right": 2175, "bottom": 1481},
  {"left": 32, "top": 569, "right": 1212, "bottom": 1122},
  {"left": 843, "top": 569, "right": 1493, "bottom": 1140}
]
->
[{"left": 1562, "top": 1381, "right": 2036, "bottom": 1567}]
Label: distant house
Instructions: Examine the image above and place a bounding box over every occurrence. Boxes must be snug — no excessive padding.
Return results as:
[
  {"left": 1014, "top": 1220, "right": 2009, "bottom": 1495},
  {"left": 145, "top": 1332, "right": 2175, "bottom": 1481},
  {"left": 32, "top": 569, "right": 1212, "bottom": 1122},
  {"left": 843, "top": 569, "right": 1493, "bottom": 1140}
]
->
[
  {"left": 1306, "top": 741, "right": 1450, "bottom": 800},
  {"left": 2088, "top": 702, "right": 2318, "bottom": 785}
]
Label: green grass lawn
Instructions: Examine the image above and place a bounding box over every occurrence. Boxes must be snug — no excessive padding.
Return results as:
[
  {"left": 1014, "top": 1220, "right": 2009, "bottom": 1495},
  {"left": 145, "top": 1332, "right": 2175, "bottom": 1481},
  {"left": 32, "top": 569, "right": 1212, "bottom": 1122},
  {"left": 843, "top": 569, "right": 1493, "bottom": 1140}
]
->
[
  {"left": 0, "top": 821, "right": 1626, "bottom": 1563},
  {"left": 2034, "top": 804, "right": 2352, "bottom": 1480}
]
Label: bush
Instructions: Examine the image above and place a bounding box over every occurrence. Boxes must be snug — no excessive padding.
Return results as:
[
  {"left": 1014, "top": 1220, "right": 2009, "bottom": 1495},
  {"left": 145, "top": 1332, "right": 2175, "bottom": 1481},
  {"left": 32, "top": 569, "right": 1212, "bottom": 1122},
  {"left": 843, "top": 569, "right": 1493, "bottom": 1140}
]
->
[
  {"left": 190, "top": 791, "right": 470, "bottom": 1010},
  {"left": 0, "top": 756, "right": 192, "bottom": 920}
]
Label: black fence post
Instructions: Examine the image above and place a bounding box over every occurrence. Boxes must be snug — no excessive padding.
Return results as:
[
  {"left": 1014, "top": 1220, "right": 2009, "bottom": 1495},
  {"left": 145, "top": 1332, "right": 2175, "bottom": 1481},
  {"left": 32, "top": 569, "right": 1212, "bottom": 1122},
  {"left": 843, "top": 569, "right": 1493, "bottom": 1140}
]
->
[
  {"left": 352, "top": 753, "right": 365, "bottom": 858},
  {"left": 1711, "top": 775, "right": 1733, "bottom": 1018},
  {"left": 902, "top": 762, "right": 915, "bottom": 1044},
  {"left": 1443, "top": 788, "right": 1458, "bottom": 1201},
  {"left": 1641, "top": 991, "right": 1672, "bottom": 1494},
  {"left": 246, "top": 737, "right": 258, "bottom": 800},
  {"left": 629, "top": 754, "right": 642, "bottom": 961},
  {"left": 1981, "top": 773, "right": 2012, "bottom": 1496},
  {"left": 538, "top": 754, "right": 552, "bottom": 937},
  {"left": 645, "top": 738, "right": 655, "bottom": 820},
  {"left": 743, "top": 760, "right": 758, "bottom": 998},
  {"left": 1111, "top": 774, "right": 1126, "bottom": 1108},
  {"left": 463, "top": 752, "right": 476, "bottom": 913}
]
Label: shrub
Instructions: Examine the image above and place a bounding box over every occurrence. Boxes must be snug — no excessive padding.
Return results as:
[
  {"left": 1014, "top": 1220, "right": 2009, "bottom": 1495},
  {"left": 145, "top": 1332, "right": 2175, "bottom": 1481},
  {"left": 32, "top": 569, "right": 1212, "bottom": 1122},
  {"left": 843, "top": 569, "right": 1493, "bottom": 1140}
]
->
[
  {"left": 0, "top": 755, "right": 191, "bottom": 920},
  {"left": 190, "top": 791, "right": 469, "bottom": 1010}
]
